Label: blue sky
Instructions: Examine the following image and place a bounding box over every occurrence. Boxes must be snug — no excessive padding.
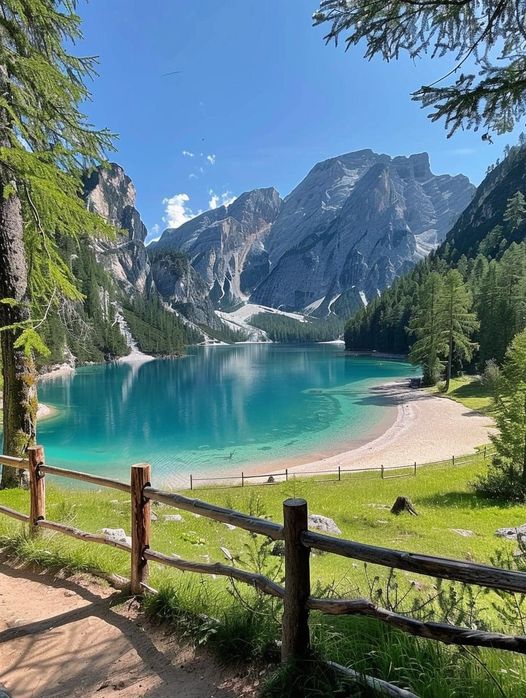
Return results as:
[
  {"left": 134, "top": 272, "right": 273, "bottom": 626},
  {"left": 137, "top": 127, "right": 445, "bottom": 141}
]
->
[{"left": 78, "top": 0, "right": 522, "bottom": 241}]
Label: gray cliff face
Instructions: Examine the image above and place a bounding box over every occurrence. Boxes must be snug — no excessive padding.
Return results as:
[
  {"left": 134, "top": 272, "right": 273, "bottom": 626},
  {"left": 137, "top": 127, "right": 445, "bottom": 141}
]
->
[
  {"left": 251, "top": 151, "right": 475, "bottom": 314},
  {"left": 84, "top": 163, "right": 151, "bottom": 294},
  {"left": 150, "top": 188, "right": 282, "bottom": 308},
  {"left": 149, "top": 251, "right": 224, "bottom": 330}
]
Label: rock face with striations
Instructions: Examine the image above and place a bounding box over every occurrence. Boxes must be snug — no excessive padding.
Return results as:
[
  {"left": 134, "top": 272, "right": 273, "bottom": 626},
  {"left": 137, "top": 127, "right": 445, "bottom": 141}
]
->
[
  {"left": 84, "top": 163, "right": 151, "bottom": 294},
  {"left": 150, "top": 150, "right": 474, "bottom": 320},
  {"left": 251, "top": 150, "right": 475, "bottom": 315},
  {"left": 150, "top": 187, "right": 282, "bottom": 309}
]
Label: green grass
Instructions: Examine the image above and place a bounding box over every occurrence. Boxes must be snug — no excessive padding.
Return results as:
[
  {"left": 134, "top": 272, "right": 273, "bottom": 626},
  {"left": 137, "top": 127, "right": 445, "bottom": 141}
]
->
[
  {"left": 2, "top": 451, "right": 526, "bottom": 695},
  {"left": 429, "top": 376, "right": 494, "bottom": 414},
  {"left": 0, "top": 451, "right": 520, "bottom": 586}
]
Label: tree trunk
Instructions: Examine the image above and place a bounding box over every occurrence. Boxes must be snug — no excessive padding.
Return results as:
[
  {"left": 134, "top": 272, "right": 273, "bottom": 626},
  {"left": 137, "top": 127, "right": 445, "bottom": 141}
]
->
[
  {"left": 0, "top": 168, "right": 36, "bottom": 488},
  {"left": 445, "top": 330, "right": 453, "bottom": 393},
  {"left": 522, "top": 392, "right": 526, "bottom": 492}
]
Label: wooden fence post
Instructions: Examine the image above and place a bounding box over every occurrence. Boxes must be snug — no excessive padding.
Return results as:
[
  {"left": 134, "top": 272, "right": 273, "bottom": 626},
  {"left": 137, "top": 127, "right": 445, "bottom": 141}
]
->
[
  {"left": 452, "top": 455, "right": 455, "bottom": 466},
  {"left": 380, "top": 464, "right": 384, "bottom": 479},
  {"left": 131, "top": 463, "right": 151, "bottom": 595},
  {"left": 282, "top": 498, "right": 310, "bottom": 664},
  {"left": 414, "top": 461, "right": 417, "bottom": 476},
  {"left": 190, "top": 474, "right": 193, "bottom": 490},
  {"left": 241, "top": 472, "right": 244, "bottom": 487},
  {"left": 28, "top": 446, "right": 45, "bottom": 536}
]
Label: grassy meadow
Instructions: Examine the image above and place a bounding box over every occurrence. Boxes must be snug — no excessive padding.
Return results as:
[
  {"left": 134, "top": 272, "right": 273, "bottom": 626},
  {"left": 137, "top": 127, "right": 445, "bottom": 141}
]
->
[{"left": 2, "top": 448, "right": 526, "bottom": 695}]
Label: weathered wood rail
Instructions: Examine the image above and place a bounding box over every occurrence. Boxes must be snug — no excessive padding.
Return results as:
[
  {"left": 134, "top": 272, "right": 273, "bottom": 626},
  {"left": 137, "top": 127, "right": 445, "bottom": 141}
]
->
[
  {"left": 0, "top": 445, "right": 523, "bottom": 695},
  {"left": 189, "top": 448, "right": 489, "bottom": 489}
]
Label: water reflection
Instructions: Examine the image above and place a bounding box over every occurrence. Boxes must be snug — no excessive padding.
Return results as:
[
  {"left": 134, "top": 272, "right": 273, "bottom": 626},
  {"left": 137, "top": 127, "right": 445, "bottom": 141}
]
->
[{"left": 37, "top": 345, "right": 415, "bottom": 482}]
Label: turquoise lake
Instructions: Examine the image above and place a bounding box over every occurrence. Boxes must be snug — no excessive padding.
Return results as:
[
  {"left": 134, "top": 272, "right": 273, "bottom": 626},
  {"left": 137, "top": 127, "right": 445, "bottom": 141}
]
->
[{"left": 36, "top": 345, "right": 416, "bottom": 486}]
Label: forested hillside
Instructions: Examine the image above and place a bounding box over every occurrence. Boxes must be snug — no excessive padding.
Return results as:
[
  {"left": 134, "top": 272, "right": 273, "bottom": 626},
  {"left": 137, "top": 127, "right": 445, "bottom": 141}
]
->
[
  {"left": 345, "top": 141, "right": 526, "bottom": 373},
  {"left": 37, "top": 237, "right": 198, "bottom": 368},
  {"left": 249, "top": 313, "right": 344, "bottom": 343}
]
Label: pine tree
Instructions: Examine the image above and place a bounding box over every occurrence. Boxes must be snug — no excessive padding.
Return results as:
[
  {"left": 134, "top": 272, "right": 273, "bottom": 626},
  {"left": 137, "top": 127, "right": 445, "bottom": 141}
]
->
[
  {"left": 438, "top": 270, "right": 479, "bottom": 392},
  {"left": 408, "top": 272, "right": 446, "bottom": 386},
  {"left": 314, "top": 1, "right": 526, "bottom": 138},
  {"left": 476, "top": 331, "right": 526, "bottom": 500},
  {"left": 0, "top": 1, "right": 115, "bottom": 487},
  {"left": 503, "top": 192, "right": 526, "bottom": 231}
]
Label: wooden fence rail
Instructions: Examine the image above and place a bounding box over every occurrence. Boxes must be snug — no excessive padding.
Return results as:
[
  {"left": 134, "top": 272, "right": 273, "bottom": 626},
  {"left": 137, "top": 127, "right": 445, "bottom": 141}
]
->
[
  {"left": 188, "top": 448, "right": 489, "bottom": 489},
  {"left": 0, "top": 444, "right": 524, "bottom": 690}
]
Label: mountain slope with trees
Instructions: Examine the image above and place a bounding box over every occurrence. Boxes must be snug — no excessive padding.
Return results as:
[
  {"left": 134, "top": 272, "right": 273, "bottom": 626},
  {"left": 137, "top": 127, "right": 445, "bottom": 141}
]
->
[{"left": 344, "top": 142, "right": 526, "bottom": 376}]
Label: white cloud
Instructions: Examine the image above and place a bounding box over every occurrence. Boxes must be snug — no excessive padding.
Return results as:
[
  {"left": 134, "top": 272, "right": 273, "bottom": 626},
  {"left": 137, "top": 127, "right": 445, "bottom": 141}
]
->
[
  {"left": 162, "top": 193, "right": 199, "bottom": 228},
  {"left": 208, "top": 189, "right": 236, "bottom": 210},
  {"left": 206, "top": 154, "right": 216, "bottom": 165},
  {"left": 188, "top": 173, "right": 198, "bottom": 180},
  {"left": 182, "top": 150, "right": 195, "bottom": 158}
]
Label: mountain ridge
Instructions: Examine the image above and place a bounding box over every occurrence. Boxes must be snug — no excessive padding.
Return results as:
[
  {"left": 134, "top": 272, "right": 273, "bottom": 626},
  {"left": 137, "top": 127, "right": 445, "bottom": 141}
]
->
[{"left": 151, "top": 149, "right": 474, "bottom": 321}]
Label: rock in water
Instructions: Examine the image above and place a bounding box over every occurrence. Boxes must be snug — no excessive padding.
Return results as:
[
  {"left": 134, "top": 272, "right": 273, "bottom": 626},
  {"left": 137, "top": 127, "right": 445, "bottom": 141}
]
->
[{"left": 308, "top": 514, "right": 341, "bottom": 534}]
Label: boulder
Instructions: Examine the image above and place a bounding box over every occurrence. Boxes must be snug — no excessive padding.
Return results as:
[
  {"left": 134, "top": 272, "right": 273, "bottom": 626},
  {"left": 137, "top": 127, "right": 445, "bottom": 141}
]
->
[
  {"left": 308, "top": 514, "right": 341, "bottom": 535},
  {"left": 164, "top": 514, "right": 183, "bottom": 522},
  {"left": 495, "top": 524, "right": 526, "bottom": 541},
  {"left": 101, "top": 528, "right": 132, "bottom": 546},
  {"left": 150, "top": 511, "right": 158, "bottom": 522},
  {"left": 450, "top": 528, "right": 474, "bottom": 538}
]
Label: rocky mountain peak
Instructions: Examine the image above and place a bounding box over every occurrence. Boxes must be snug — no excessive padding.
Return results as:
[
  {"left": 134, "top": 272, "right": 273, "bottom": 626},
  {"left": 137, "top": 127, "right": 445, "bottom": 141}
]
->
[{"left": 84, "top": 163, "right": 148, "bottom": 243}]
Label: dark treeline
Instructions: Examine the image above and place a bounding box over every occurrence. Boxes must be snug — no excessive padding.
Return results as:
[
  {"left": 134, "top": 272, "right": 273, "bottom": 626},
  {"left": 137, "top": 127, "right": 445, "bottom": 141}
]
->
[
  {"left": 345, "top": 141, "right": 526, "bottom": 372},
  {"left": 122, "top": 295, "right": 201, "bottom": 355},
  {"left": 250, "top": 313, "right": 344, "bottom": 343},
  {"left": 40, "top": 238, "right": 202, "bottom": 364},
  {"left": 40, "top": 238, "right": 128, "bottom": 365},
  {"left": 346, "top": 243, "right": 526, "bottom": 370}
]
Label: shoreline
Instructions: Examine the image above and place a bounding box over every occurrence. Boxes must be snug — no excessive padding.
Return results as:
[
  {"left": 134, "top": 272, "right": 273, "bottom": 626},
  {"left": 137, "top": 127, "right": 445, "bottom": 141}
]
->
[
  {"left": 179, "top": 381, "right": 496, "bottom": 487},
  {"left": 37, "top": 403, "right": 59, "bottom": 422},
  {"left": 39, "top": 362, "right": 76, "bottom": 382}
]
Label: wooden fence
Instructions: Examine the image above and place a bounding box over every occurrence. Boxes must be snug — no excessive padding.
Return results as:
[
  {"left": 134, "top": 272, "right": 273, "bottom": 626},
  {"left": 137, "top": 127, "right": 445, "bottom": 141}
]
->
[
  {"left": 0, "top": 445, "right": 523, "bottom": 696},
  {"left": 189, "top": 448, "right": 489, "bottom": 489}
]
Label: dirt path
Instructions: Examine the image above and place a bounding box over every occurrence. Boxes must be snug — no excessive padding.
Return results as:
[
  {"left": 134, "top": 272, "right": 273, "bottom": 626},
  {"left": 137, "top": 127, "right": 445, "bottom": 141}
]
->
[{"left": 0, "top": 559, "right": 256, "bottom": 698}]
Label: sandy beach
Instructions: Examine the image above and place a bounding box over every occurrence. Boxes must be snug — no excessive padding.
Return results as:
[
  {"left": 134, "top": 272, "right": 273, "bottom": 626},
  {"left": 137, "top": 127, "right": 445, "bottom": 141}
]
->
[
  {"left": 39, "top": 362, "right": 75, "bottom": 381},
  {"left": 240, "top": 381, "right": 497, "bottom": 480}
]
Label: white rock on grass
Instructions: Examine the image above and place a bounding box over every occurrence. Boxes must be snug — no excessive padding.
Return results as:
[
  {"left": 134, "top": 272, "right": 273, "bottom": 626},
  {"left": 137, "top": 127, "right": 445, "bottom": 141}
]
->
[
  {"left": 164, "top": 514, "right": 183, "bottom": 522},
  {"left": 495, "top": 524, "right": 526, "bottom": 541},
  {"left": 101, "top": 528, "right": 132, "bottom": 546},
  {"left": 450, "top": 528, "right": 474, "bottom": 538},
  {"left": 308, "top": 514, "right": 341, "bottom": 535}
]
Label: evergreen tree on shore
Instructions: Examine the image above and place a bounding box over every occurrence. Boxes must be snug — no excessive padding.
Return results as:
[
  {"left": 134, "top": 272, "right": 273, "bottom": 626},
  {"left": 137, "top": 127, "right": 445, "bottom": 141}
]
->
[
  {"left": 408, "top": 273, "right": 445, "bottom": 386},
  {"left": 0, "top": 1, "right": 114, "bottom": 487},
  {"left": 476, "top": 331, "right": 526, "bottom": 500},
  {"left": 439, "top": 270, "right": 478, "bottom": 392}
]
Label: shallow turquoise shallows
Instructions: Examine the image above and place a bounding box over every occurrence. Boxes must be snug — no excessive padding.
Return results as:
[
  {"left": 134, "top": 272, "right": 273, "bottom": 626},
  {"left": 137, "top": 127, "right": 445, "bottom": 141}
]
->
[{"left": 35, "top": 345, "right": 417, "bottom": 486}]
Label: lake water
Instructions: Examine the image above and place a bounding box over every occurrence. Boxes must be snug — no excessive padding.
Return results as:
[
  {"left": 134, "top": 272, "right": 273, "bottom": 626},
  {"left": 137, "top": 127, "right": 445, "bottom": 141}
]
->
[{"left": 36, "top": 345, "right": 416, "bottom": 486}]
